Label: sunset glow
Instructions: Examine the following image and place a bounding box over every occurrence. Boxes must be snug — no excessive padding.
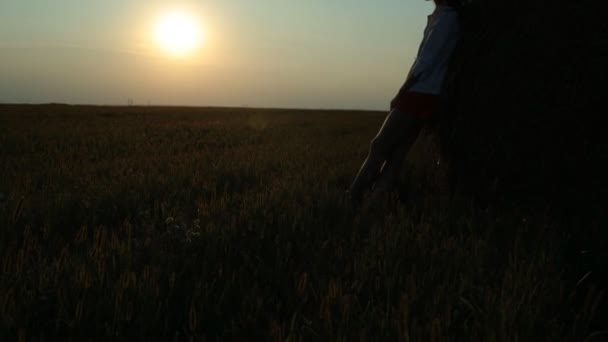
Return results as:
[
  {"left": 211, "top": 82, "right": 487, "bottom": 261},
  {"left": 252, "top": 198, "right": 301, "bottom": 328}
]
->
[
  {"left": 155, "top": 11, "right": 203, "bottom": 57},
  {"left": 1, "top": 1, "right": 435, "bottom": 109}
]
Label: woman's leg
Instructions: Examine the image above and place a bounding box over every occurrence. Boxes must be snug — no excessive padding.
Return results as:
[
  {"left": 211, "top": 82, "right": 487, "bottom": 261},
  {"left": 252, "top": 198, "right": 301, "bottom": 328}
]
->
[
  {"left": 348, "top": 109, "right": 418, "bottom": 200},
  {"left": 372, "top": 116, "right": 425, "bottom": 194}
]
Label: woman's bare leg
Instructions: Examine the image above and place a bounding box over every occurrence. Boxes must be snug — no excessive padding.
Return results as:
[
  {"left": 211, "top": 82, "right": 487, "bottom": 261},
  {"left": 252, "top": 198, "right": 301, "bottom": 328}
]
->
[
  {"left": 372, "top": 116, "right": 424, "bottom": 195},
  {"left": 348, "top": 110, "right": 421, "bottom": 201}
]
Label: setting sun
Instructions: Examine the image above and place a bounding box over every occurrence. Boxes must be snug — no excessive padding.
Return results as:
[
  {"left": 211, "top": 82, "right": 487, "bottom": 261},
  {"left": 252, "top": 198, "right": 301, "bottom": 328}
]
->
[{"left": 155, "top": 11, "right": 203, "bottom": 57}]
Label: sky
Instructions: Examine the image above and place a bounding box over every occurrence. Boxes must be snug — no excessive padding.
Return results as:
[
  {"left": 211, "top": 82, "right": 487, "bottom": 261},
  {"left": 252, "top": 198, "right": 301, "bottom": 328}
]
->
[{"left": 0, "top": 0, "right": 435, "bottom": 110}]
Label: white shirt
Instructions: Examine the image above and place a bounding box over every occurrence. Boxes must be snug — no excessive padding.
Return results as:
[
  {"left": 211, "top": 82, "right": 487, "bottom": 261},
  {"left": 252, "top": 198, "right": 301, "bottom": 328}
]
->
[{"left": 407, "top": 5, "right": 460, "bottom": 94}]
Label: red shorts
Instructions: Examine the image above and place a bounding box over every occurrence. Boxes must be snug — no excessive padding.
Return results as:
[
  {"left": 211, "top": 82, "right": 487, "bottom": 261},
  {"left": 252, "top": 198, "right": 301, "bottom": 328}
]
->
[{"left": 392, "top": 91, "right": 440, "bottom": 119}]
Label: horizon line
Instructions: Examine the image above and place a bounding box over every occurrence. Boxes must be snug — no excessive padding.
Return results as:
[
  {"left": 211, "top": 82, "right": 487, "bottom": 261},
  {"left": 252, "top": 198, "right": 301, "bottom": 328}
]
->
[{"left": 0, "top": 102, "right": 386, "bottom": 113}]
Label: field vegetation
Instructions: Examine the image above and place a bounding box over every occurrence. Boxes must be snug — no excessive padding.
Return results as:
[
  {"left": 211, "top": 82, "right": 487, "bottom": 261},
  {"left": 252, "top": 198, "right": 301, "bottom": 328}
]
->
[{"left": 0, "top": 105, "right": 605, "bottom": 341}]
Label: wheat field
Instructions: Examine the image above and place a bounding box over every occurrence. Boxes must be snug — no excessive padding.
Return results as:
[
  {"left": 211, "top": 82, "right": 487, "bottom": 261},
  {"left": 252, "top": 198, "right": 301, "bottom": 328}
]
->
[{"left": 0, "top": 104, "right": 604, "bottom": 341}]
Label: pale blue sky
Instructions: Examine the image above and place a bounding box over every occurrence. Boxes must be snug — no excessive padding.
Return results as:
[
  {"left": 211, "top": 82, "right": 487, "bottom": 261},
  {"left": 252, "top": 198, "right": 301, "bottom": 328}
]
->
[{"left": 0, "top": 1, "right": 434, "bottom": 110}]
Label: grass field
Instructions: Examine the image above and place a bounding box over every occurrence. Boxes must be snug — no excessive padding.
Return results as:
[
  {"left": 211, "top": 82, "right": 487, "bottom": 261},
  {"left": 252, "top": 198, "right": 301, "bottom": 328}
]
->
[{"left": 0, "top": 104, "right": 604, "bottom": 341}]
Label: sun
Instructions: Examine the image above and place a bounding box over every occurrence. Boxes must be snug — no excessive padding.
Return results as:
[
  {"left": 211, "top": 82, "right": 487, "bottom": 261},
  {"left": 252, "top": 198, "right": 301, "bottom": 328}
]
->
[{"left": 155, "top": 11, "right": 203, "bottom": 57}]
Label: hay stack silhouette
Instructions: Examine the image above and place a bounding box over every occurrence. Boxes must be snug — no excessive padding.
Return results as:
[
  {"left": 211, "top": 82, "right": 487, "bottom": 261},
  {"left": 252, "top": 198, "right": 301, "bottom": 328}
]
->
[{"left": 439, "top": 0, "right": 606, "bottom": 211}]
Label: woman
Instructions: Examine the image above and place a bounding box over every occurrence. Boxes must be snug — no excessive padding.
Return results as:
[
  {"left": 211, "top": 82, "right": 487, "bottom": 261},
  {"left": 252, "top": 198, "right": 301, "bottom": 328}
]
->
[{"left": 348, "top": 0, "right": 461, "bottom": 202}]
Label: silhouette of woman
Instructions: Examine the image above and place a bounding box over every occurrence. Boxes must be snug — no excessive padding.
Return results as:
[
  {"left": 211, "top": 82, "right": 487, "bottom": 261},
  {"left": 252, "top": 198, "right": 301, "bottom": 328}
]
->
[{"left": 348, "top": 0, "right": 461, "bottom": 202}]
